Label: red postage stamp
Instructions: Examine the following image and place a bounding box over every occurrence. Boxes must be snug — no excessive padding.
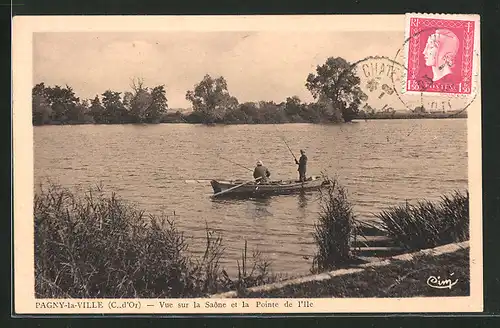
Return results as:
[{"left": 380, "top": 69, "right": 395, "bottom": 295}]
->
[{"left": 403, "top": 14, "right": 480, "bottom": 96}]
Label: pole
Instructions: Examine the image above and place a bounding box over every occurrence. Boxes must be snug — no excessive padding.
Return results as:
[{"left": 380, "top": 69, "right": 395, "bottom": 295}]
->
[
  {"left": 273, "top": 123, "right": 297, "bottom": 162},
  {"left": 217, "top": 155, "right": 253, "bottom": 172},
  {"left": 280, "top": 135, "right": 297, "bottom": 162}
]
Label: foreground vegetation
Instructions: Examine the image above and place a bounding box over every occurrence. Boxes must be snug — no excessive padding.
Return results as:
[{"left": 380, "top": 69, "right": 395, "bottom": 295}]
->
[
  {"left": 34, "top": 179, "right": 469, "bottom": 298},
  {"left": 312, "top": 178, "right": 359, "bottom": 273},
  {"left": 34, "top": 183, "right": 280, "bottom": 298},
  {"left": 376, "top": 191, "right": 469, "bottom": 251},
  {"left": 244, "top": 247, "right": 470, "bottom": 298}
]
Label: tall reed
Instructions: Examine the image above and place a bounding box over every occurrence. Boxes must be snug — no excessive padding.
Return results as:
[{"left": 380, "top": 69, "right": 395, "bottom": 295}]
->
[
  {"left": 34, "top": 182, "right": 277, "bottom": 298},
  {"left": 34, "top": 183, "right": 227, "bottom": 298},
  {"left": 376, "top": 190, "right": 469, "bottom": 250},
  {"left": 312, "top": 177, "right": 358, "bottom": 273}
]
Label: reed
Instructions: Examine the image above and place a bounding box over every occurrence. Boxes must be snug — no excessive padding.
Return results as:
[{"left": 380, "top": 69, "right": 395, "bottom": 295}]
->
[
  {"left": 34, "top": 183, "right": 277, "bottom": 298},
  {"left": 34, "top": 182, "right": 276, "bottom": 298},
  {"left": 311, "top": 177, "right": 359, "bottom": 273},
  {"left": 218, "top": 240, "right": 284, "bottom": 296},
  {"left": 376, "top": 190, "right": 469, "bottom": 251}
]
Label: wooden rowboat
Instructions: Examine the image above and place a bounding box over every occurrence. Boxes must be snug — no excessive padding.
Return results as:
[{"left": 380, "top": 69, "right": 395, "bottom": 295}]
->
[{"left": 210, "top": 176, "right": 331, "bottom": 198}]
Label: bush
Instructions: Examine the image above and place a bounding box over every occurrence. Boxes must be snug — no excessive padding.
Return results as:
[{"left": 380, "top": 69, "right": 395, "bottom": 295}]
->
[
  {"left": 312, "top": 177, "right": 358, "bottom": 273},
  {"left": 220, "top": 240, "right": 282, "bottom": 296},
  {"left": 376, "top": 190, "right": 469, "bottom": 251},
  {"left": 34, "top": 183, "right": 228, "bottom": 298}
]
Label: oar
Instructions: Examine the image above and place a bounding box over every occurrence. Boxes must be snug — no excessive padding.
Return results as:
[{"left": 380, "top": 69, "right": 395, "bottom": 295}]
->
[{"left": 211, "top": 177, "right": 262, "bottom": 198}]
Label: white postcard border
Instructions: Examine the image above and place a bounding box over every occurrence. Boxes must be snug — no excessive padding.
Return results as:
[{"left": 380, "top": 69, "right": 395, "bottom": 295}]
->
[{"left": 12, "top": 14, "right": 483, "bottom": 315}]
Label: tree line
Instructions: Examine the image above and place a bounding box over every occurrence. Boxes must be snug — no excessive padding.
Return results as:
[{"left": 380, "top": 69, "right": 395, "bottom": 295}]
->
[{"left": 32, "top": 57, "right": 367, "bottom": 126}]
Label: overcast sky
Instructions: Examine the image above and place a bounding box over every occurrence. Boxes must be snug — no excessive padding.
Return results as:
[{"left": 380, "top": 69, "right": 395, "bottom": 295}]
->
[{"left": 33, "top": 31, "right": 403, "bottom": 109}]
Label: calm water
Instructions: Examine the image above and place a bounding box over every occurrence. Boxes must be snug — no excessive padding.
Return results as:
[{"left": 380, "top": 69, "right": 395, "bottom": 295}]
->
[{"left": 34, "top": 119, "right": 468, "bottom": 276}]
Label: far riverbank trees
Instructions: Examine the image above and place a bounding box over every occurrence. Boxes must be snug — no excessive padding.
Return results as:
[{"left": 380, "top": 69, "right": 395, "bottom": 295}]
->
[{"left": 32, "top": 56, "right": 379, "bottom": 126}]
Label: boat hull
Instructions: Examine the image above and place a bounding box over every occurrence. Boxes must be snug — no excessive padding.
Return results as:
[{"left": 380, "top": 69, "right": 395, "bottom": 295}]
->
[{"left": 210, "top": 176, "right": 330, "bottom": 198}]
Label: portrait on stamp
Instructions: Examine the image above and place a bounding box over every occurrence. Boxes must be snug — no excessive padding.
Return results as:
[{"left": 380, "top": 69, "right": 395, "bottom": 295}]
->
[{"left": 404, "top": 16, "right": 477, "bottom": 95}]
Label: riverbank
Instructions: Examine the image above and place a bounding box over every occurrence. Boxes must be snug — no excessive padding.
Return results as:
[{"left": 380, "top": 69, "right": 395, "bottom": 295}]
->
[
  {"left": 355, "top": 111, "right": 467, "bottom": 120},
  {"left": 237, "top": 243, "right": 469, "bottom": 298},
  {"left": 33, "top": 110, "right": 467, "bottom": 126},
  {"left": 34, "top": 179, "right": 469, "bottom": 299}
]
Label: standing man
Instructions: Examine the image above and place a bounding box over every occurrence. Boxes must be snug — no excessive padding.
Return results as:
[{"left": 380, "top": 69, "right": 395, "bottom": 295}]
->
[{"left": 295, "top": 149, "right": 308, "bottom": 182}]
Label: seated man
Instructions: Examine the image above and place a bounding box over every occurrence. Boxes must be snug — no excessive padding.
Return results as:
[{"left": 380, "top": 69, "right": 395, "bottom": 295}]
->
[{"left": 253, "top": 160, "right": 271, "bottom": 183}]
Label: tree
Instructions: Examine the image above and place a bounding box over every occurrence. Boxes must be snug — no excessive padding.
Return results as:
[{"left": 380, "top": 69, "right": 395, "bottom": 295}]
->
[
  {"left": 145, "top": 85, "right": 168, "bottom": 123},
  {"left": 128, "top": 78, "right": 151, "bottom": 122},
  {"left": 306, "top": 57, "right": 367, "bottom": 122},
  {"left": 122, "top": 91, "right": 134, "bottom": 111},
  {"left": 185, "top": 74, "right": 238, "bottom": 124},
  {"left": 235, "top": 102, "right": 260, "bottom": 124},
  {"left": 89, "top": 95, "right": 105, "bottom": 123},
  {"left": 32, "top": 83, "right": 52, "bottom": 125},
  {"left": 43, "top": 84, "right": 80, "bottom": 123},
  {"left": 130, "top": 88, "right": 151, "bottom": 122},
  {"left": 284, "top": 96, "right": 308, "bottom": 122},
  {"left": 258, "top": 101, "right": 287, "bottom": 123},
  {"left": 66, "top": 99, "right": 88, "bottom": 123},
  {"left": 101, "top": 90, "right": 127, "bottom": 123}
]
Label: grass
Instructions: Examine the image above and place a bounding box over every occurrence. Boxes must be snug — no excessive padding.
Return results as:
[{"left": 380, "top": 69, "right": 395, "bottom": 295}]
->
[
  {"left": 34, "top": 182, "right": 279, "bottom": 298},
  {"left": 244, "top": 247, "right": 470, "bottom": 298},
  {"left": 312, "top": 177, "right": 361, "bottom": 273},
  {"left": 376, "top": 190, "right": 469, "bottom": 251},
  {"left": 34, "top": 180, "right": 469, "bottom": 299}
]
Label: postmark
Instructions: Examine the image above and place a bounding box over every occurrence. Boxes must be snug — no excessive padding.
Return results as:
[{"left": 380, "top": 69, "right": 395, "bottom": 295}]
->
[
  {"left": 402, "top": 13, "right": 480, "bottom": 97},
  {"left": 353, "top": 56, "right": 404, "bottom": 115},
  {"left": 350, "top": 55, "right": 475, "bottom": 118}
]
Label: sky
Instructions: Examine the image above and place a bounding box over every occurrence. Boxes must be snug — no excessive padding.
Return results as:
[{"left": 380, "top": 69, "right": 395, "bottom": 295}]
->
[{"left": 33, "top": 31, "right": 403, "bottom": 109}]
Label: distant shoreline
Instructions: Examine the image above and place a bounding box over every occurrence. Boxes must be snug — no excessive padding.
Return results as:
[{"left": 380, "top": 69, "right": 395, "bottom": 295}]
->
[
  {"left": 33, "top": 112, "right": 467, "bottom": 127},
  {"left": 355, "top": 112, "right": 467, "bottom": 120}
]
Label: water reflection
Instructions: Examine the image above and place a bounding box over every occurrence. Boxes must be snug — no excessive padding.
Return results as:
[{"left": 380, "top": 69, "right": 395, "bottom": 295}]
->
[
  {"left": 209, "top": 195, "right": 274, "bottom": 219},
  {"left": 248, "top": 197, "right": 273, "bottom": 219},
  {"left": 295, "top": 191, "right": 311, "bottom": 257},
  {"left": 298, "top": 191, "right": 308, "bottom": 209}
]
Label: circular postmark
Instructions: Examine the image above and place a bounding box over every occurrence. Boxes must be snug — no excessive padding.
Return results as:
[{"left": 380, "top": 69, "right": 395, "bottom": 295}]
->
[{"left": 350, "top": 56, "right": 409, "bottom": 116}]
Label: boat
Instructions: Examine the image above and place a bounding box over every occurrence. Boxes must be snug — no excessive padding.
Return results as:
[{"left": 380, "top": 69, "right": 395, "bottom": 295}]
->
[{"left": 210, "top": 175, "right": 331, "bottom": 198}]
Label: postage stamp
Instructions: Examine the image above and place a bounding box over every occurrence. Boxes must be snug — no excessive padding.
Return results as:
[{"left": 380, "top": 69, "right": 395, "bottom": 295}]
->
[
  {"left": 402, "top": 13, "right": 480, "bottom": 96},
  {"left": 12, "top": 14, "right": 482, "bottom": 316}
]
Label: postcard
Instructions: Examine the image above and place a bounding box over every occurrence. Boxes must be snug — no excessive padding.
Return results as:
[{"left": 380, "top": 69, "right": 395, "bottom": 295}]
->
[{"left": 12, "top": 14, "right": 482, "bottom": 315}]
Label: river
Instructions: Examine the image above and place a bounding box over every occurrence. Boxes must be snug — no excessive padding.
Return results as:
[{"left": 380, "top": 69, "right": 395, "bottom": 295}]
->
[{"left": 34, "top": 119, "right": 468, "bottom": 276}]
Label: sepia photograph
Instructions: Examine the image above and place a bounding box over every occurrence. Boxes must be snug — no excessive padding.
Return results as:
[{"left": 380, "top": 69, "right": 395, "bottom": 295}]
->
[{"left": 13, "top": 14, "right": 482, "bottom": 314}]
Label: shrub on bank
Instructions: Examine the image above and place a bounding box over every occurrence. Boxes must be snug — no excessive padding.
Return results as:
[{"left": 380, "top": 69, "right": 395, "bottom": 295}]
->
[
  {"left": 376, "top": 190, "right": 469, "bottom": 251},
  {"left": 34, "top": 183, "right": 276, "bottom": 298},
  {"left": 312, "top": 177, "right": 359, "bottom": 273}
]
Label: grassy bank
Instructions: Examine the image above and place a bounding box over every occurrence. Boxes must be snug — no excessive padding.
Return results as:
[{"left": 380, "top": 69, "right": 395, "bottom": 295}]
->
[
  {"left": 376, "top": 191, "right": 469, "bottom": 251},
  {"left": 34, "top": 180, "right": 469, "bottom": 298},
  {"left": 243, "top": 247, "right": 470, "bottom": 298}
]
